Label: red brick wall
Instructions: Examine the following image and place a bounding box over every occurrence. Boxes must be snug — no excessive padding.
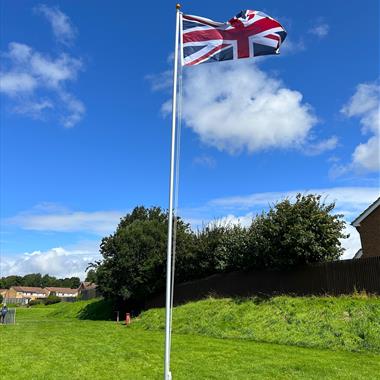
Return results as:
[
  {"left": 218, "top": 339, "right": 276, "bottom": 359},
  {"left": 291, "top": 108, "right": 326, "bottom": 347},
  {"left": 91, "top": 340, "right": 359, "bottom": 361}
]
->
[{"left": 359, "top": 206, "right": 380, "bottom": 258}]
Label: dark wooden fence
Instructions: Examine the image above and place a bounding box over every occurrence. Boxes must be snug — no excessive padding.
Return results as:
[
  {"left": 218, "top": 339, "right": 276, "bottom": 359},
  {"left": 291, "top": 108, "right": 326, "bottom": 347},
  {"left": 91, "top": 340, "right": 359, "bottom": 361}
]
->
[
  {"left": 80, "top": 288, "right": 100, "bottom": 300},
  {"left": 146, "top": 256, "right": 380, "bottom": 309}
]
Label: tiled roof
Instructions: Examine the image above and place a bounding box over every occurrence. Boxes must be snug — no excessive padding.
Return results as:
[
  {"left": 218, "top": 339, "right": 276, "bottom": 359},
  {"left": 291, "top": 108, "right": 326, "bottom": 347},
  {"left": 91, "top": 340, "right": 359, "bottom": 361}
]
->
[
  {"left": 352, "top": 197, "right": 380, "bottom": 227},
  {"left": 45, "top": 287, "right": 78, "bottom": 294},
  {"left": 81, "top": 282, "right": 97, "bottom": 290},
  {"left": 12, "top": 286, "right": 49, "bottom": 294}
]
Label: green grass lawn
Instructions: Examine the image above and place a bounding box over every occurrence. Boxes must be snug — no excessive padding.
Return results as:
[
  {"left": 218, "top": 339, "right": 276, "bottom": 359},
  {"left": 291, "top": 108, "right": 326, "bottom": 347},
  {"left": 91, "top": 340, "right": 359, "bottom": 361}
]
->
[
  {"left": 138, "top": 295, "right": 380, "bottom": 353},
  {"left": 1, "top": 299, "right": 379, "bottom": 379}
]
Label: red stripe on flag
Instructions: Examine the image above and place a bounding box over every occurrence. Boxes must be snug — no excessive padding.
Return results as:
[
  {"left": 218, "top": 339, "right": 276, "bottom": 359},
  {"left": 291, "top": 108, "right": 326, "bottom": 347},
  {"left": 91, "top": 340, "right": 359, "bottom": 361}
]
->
[
  {"left": 185, "top": 44, "right": 230, "bottom": 66},
  {"left": 183, "top": 29, "right": 224, "bottom": 44}
]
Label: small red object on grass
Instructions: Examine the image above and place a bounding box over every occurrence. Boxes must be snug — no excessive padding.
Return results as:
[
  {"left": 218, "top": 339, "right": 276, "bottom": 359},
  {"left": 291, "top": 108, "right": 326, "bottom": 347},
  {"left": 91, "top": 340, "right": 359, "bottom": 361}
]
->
[{"left": 125, "top": 313, "right": 131, "bottom": 325}]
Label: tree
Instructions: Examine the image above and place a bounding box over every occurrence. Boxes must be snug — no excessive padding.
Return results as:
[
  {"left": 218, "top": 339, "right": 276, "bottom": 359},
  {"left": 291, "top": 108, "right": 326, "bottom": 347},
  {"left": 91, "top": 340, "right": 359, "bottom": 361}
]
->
[
  {"left": 41, "top": 274, "right": 57, "bottom": 287},
  {"left": 245, "top": 194, "right": 348, "bottom": 270},
  {"left": 0, "top": 275, "right": 23, "bottom": 288},
  {"left": 85, "top": 269, "right": 97, "bottom": 283},
  {"left": 0, "top": 274, "right": 81, "bottom": 289},
  {"left": 192, "top": 223, "right": 249, "bottom": 276},
  {"left": 22, "top": 273, "right": 43, "bottom": 287},
  {"left": 92, "top": 206, "right": 195, "bottom": 304},
  {"left": 69, "top": 277, "right": 81, "bottom": 288}
]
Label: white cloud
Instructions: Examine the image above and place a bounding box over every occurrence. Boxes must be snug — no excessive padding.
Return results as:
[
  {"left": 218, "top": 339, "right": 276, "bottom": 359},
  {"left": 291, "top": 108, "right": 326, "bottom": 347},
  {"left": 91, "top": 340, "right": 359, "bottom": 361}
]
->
[
  {"left": 211, "top": 213, "right": 254, "bottom": 228},
  {"left": 1, "top": 43, "right": 84, "bottom": 127},
  {"left": 175, "top": 61, "right": 328, "bottom": 154},
  {"left": 13, "top": 99, "right": 54, "bottom": 118},
  {"left": 309, "top": 22, "right": 329, "bottom": 38},
  {"left": 341, "top": 224, "right": 361, "bottom": 260},
  {"left": 7, "top": 206, "right": 124, "bottom": 235},
  {"left": 342, "top": 82, "right": 379, "bottom": 133},
  {"left": 2, "top": 40, "right": 82, "bottom": 90},
  {"left": 0, "top": 72, "right": 37, "bottom": 95},
  {"left": 146, "top": 69, "right": 173, "bottom": 92},
  {"left": 59, "top": 91, "right": 85, "bottom": 128},
  {"left": 305, "top": 136, "right": 338, "bottom": 156},
  {"left": 30, "top": 51, "right": 82, "bottom": 88},
  {"left": 0, "top": 6, "right": 85, "bottom": 128},
  {"left": 210, "top": 186, "right": 379, "bottom": 213},
  {"left": 35, "top": 4, "right": 77, "bottom": 46},
  {"left": 280, "top": 37, "right": 306, "bottom": 55},
  {"left": 193, "top": 154, "right": 217, "bottom": 168},
  {"left": 2, "top": 42, "right": 82, "bottom": 90},
  {"left": 341, "top": 81, "right": 380, "bottom": 172},
  {"left": 352, "top": 136, "right": 379, "bottom": 171},
  {"left": 0, "top": 244, "right": 100, "bottom": 279}
]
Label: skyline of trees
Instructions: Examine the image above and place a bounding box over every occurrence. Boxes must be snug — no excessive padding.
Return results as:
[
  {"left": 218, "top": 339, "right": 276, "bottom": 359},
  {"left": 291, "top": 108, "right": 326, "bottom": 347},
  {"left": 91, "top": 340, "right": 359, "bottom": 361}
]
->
[
  {"left": 91, "top": 195, "right": 348, "bottom": 305},
  {"left": 0, "top": 273, "right": 81, "bottom": 289}
]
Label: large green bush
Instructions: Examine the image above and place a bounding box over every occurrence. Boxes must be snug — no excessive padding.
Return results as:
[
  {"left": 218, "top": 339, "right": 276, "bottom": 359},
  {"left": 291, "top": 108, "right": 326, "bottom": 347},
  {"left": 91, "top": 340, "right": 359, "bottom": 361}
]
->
[
  {"left": 94, "top": 206, "right": 195, "bottom": 303},
  {"left": 192, "top": 223, "right": 249, "bottom": 275},
  {"left": 245, "top": 194, "right": 348, "bottom": 269}
]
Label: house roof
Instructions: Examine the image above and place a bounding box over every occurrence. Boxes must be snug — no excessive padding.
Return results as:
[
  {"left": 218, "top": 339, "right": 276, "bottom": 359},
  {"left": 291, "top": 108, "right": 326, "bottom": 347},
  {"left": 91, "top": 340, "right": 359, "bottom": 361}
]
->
[
  {"left": 45, "top": 287, "right": 78, "bottom": 294},
  {"left": 353, "top": 249, "right": 363, "bottom": 259},
  {"left": 352, "top": 197, "right": 380, "bottom": 227},
  {"left": 80, "top": 282, "right": 97, "bottom": 290},
  {"left": 11, "top": 286, "right": 49, "bottom": 294}
]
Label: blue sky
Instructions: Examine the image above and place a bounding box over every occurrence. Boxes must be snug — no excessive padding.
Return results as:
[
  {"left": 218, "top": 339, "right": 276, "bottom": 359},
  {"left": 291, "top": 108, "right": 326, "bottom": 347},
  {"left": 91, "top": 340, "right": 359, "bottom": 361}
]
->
[{"left": 1, "top": 0, "right": 379, "bottom": 279}]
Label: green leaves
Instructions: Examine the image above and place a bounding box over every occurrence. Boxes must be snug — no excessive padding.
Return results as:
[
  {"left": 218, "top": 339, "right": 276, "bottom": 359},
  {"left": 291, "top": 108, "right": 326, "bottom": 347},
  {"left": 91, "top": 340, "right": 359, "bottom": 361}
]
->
[
  {"left": 94, "top": 206, "right": 195, "bottom": 303},
  {"left": 247, "top": 194, "right": 348, "bottom": 269},
  {"left": 93, "top": 195, "right": 348, "bottom": 304}
]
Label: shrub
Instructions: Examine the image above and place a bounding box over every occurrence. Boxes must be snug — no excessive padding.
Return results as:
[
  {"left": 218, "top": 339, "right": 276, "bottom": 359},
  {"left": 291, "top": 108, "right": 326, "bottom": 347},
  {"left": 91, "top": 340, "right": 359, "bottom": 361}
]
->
[
  {"left": 245, "top": 194, "right": 348, "bottom": 270},
  {"left": 43, "top": 295, "right": 61, "bottom": 305},
  {"left": 192, "top": 223, "right": 249, "bottom": 276},
  {"left": 28, "top": 299, "right": 43, "bottom": 306}
]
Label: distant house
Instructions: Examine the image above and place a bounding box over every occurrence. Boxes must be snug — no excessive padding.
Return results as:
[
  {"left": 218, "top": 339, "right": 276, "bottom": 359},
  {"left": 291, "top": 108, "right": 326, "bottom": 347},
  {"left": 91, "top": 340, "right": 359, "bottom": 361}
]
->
[
  {"left": 3, "top": 286, "right": 79, "bottom": 304},
  {"left": 5, "top": 286, "right": 49, "bottom": 303},
  {"left": 78, "top": 282, "right": 99, "bottom": 300},
  {"left": 0, "top": 289, "right": 7, "bottom": 298},
  {"left": 352, "top": 197, "right": 380, "bottom": 259},
  {"left": 45, "top": 287, "right": 78, "bottom": 298}
]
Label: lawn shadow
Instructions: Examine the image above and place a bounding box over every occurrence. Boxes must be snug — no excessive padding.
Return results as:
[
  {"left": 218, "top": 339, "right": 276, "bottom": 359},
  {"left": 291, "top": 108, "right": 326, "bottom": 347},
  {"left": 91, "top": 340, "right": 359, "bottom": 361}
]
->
[{"left": 77, "top": 299, "right": 115, "bottom": 320}]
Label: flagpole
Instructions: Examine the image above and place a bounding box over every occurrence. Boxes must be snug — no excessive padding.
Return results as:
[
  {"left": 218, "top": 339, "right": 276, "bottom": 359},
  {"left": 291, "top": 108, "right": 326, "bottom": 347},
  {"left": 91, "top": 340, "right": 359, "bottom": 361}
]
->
[{"left": 164, "top": 4, "right": 181, "bottom": 380}]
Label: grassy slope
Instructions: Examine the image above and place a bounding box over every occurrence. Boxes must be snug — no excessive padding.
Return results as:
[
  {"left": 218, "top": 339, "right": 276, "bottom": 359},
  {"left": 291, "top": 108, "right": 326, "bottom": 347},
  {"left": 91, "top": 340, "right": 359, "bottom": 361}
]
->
[
  {"left": 1, "top": 297, "right": 380, "bottom": 379},
  {"left": 136, "top": 296, "right": 380, "bottom": 353},
  {"left": 22, "top": 299, "right": 114, "bottom": 320}
]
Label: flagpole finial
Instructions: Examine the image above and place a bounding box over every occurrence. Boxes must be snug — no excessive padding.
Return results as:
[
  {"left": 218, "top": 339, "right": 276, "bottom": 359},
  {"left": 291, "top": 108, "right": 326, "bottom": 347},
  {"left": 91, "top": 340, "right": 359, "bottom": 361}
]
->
[{"left": 176, "top": 3, "right": 181, "bottom": 10}]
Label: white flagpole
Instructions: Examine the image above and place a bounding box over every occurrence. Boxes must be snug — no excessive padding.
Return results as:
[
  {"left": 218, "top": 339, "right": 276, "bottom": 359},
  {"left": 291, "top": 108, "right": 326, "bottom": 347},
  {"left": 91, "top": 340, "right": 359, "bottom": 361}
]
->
[{"left": 164, "top": 4, "right": 181, "bottom": 380}]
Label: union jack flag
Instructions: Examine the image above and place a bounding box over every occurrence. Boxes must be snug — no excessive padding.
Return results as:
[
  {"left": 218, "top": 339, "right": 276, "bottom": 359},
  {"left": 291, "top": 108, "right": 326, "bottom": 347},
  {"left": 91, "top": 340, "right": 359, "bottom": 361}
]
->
[{"left": 181, "top": 10, "right": 287, "bottom": 66}]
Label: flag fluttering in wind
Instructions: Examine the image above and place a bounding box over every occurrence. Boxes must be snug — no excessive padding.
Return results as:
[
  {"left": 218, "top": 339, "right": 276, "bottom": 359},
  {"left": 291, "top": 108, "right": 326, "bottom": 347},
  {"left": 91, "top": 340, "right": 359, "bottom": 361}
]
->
[{"left": 182, "top": 10, "right": 287, "bottom": 66}]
